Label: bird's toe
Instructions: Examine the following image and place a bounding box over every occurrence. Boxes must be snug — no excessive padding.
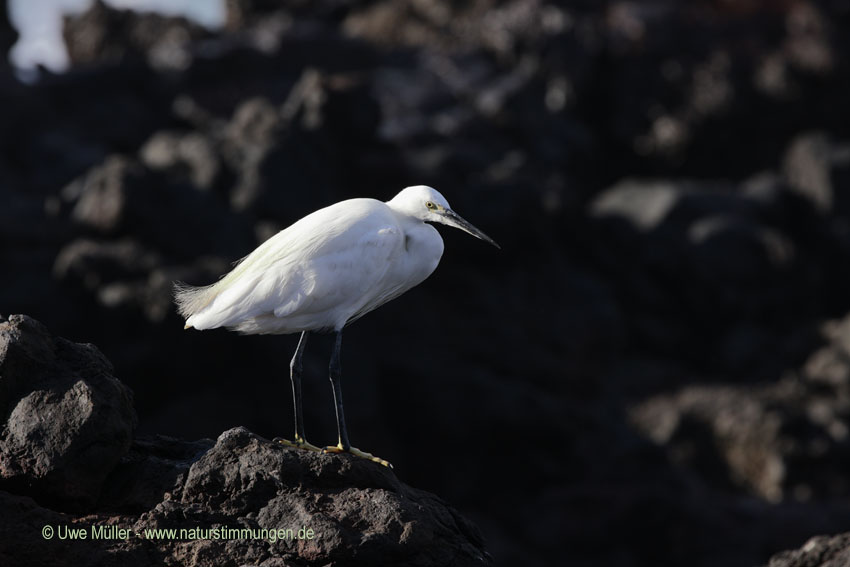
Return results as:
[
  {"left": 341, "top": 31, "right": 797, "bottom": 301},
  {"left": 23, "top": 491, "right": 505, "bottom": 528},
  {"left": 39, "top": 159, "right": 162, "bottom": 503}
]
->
[
  {"left": 275, "top": 436, "right": 323, "bottom": 452},
  {"left": 323, "top": 444, "right": 393, "bottom": 468}
]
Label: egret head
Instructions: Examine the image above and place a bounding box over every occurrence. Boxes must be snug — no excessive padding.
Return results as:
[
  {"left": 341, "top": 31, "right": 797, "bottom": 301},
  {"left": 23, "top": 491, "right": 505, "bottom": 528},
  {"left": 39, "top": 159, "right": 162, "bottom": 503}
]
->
[{"left": 388, "top": 185, "right": 500, "bottom": 249}]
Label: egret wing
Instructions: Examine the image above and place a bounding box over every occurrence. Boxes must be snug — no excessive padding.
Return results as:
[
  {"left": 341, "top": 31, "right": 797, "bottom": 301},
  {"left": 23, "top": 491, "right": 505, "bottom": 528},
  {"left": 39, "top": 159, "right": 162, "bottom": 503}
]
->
[
  {"left": 269, "top": 224, "right": 404, "bottom": 326},
  {"left": 183, "top": 199, "right": 407, "bottom": 332}
]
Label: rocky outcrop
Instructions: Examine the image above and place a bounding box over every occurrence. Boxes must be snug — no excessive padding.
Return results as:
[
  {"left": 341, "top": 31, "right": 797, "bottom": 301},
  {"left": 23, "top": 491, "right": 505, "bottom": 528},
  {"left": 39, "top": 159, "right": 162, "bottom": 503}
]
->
[
  {"left": 62, "top": 0, "right": 214, "bottom": 71},
  {"left": 767, "top": 533, "right": 850, "bottom": 567},
  {"left": 0, "top": 315, "right": 490, "bottom": 566},
  {"left": 0, "top": 314, "right": 136, "bottom": 509}
]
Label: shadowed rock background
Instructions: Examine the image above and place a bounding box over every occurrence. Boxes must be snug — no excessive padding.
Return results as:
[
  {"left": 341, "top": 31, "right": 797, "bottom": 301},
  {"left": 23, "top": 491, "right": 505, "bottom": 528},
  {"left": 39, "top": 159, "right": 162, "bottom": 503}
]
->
[{"left": 2, "top": 0, "right": 850, "bottom": 565}]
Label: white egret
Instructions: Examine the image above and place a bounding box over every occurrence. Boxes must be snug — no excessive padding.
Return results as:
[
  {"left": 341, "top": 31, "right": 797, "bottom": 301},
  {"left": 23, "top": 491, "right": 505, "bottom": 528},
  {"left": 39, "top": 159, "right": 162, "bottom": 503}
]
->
[{"left": 174, "top": 185, "right": 499, "bottom": 467}]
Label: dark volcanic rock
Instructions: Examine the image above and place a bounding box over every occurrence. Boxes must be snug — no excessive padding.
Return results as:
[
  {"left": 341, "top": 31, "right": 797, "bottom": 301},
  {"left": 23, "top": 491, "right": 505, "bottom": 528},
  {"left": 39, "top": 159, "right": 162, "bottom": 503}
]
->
[
  {"left": 0, "top": 314, "right": 136, "bottom": 509},
  {"left": 587, "top": 176, "right": 815, "bottom": 376},
  {"left": 2, "top": 429, "right": 491, "bottom": 566},
  {"left": 140, "top": 130, "right": 222, "bottom": 191},
  {"left": 100, "top": 434, "right": 213, "bottom": 514},
  {"left": 63, "top": 0, "right": 213, "bottom": 71},
  {"left": 784, "top": 132, "right": 850, "bottom": 216},
  {"left": 767, "top": 533, "right": 850, "bottom": 567},
  {"left": 132, "top": 427, "right": 490, "bottom": 567},
  {"left": 0, "top": 0, "right": 18, "bottom": 73},
  {"left": 0, "top": 315, "right": 491, "bottom": 566},
  {"left": 63, "top": 154, "right": 253, "bottom": 259}
]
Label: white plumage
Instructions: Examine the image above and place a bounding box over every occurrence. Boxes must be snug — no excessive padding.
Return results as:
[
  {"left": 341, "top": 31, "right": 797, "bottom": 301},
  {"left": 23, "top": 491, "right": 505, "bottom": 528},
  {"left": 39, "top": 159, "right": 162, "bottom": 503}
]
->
[
  {"left": 175, "top": 185, "right": 496, "bottom": 334},
  {"left": 173, "top": 185, "right": 498, "bottom": 467}
]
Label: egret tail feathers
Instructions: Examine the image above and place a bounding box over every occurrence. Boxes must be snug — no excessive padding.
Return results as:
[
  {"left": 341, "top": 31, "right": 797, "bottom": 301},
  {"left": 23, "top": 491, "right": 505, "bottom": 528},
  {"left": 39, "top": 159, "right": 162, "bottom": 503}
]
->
[{"left": 173, "top": 281, "right": 220, "bottom": 320}]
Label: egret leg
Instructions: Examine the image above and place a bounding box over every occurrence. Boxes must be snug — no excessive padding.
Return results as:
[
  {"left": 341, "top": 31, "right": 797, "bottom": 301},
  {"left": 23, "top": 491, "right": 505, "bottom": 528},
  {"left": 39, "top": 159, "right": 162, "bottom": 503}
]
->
[
  {"left": 275, "top": 331, "right": 321, "bottom": 452},
  {"left": 329, "top": 330, "right": 351, "bottom": 450},
  {"left": 323, "top": 330, "right": 393, "bottom": 468}
]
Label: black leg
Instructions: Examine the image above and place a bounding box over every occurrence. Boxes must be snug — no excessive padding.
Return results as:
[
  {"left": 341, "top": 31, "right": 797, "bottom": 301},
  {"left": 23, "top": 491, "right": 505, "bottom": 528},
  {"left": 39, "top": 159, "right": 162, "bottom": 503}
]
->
[
  {"left": 290, "top": 331, "right": 309, "bottom": 442},
  {"left": 329, "top": 330, "right": 351, "bottom": 450}
]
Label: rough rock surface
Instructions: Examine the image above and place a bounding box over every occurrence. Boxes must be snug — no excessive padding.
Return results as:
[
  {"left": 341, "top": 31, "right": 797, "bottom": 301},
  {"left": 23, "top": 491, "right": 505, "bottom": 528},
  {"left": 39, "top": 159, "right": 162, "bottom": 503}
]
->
[
  {"left": 0, "top": 315, "right": 490, "bottom": 566},
  {"left": 0, "top": 314, "right": 136, "bottom": 509},
  {"left": 767, "top": 533, "right": 850, "bottom": 567},
  {"left": 137, "top": 427, "right": 489, "bottom": 567}
]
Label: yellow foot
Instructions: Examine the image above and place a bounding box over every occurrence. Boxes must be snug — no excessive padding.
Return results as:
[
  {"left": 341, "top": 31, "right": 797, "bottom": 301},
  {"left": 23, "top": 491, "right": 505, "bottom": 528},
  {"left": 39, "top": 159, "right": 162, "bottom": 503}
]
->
[
  {"left": 323, "top": 443, "right": 393, "bottom": 469},
  {"left": 274, "top": 435, "right": 323, "bottom": 453}
]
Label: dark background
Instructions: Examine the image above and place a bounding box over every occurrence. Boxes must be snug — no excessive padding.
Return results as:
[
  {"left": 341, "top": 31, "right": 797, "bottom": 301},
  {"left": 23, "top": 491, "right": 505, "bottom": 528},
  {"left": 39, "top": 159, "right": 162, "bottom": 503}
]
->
[{"left": 3, "top": 1, "right": 850, "bottom": 565}]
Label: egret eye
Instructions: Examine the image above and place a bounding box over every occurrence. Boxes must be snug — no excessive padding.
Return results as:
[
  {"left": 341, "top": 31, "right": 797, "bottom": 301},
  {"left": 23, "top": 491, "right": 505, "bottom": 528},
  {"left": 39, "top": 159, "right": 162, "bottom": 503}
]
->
[{"left": 425, "top": 201, "right": 436, "bottom": 210}]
